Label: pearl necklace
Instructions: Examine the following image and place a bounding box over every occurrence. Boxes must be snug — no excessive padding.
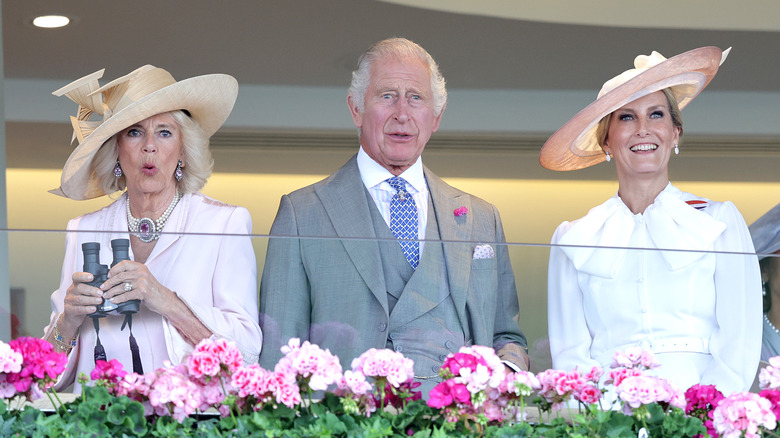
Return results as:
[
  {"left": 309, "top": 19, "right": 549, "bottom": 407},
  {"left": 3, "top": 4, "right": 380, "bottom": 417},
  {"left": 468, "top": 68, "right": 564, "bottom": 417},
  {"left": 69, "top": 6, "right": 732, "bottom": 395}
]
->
[
  {"left": 766, "top": 313, "right": 780, "bottom": 337},
  {"left": 127, "top": 192, "right": 181, "bottom": 243}
]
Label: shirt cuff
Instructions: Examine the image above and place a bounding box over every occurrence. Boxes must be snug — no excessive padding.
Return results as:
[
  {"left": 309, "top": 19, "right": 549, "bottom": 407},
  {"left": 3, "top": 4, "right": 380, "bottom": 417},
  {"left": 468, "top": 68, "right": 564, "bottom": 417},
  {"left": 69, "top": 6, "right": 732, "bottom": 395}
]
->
[{"left": 502, "top": 360, "right": 522, "bottom": 373}]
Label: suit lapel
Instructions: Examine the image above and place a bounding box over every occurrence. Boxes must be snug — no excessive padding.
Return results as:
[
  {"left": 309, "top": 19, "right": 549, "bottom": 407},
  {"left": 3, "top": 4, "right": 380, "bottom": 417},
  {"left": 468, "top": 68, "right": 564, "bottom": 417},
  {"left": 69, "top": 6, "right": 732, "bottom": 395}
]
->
[
  {"left": 315, "top": 156, "right": 388, "bottom": 315},
  {"left": 425, "top": 168, "right": 472, "bottom": 324}
]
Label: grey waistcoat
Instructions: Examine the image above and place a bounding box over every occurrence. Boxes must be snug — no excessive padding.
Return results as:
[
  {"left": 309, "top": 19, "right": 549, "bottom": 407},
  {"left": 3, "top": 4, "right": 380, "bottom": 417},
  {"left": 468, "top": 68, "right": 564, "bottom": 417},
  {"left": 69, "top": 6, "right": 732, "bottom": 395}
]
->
[{"left": 367, "top": 194, "right": 467, "bottom": 394}]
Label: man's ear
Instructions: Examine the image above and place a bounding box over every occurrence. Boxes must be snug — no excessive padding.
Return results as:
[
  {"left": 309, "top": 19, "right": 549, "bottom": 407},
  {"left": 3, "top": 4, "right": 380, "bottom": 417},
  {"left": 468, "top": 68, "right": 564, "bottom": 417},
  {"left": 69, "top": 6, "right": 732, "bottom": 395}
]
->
[{"left": 347, "top": 95, "right": 362, "bottom": 128}]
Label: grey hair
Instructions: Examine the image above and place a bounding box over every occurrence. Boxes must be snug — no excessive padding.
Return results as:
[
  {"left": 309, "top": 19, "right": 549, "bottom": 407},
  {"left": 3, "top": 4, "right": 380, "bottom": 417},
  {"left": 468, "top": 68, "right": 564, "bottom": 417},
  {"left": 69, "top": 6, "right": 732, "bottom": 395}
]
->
[
  {"left": 348, "top": 37, "right": 447, "bottom": 117},
  {"left": 93, "top": 110, "right": 213, "bottom": 196}
]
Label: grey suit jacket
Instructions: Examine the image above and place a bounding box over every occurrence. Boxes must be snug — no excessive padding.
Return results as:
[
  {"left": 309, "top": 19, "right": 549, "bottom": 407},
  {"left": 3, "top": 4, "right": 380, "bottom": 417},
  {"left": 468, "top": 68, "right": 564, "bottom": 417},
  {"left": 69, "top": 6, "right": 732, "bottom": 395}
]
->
[{"left": 258, "top": 155, "right": 528, "bottom": 370}]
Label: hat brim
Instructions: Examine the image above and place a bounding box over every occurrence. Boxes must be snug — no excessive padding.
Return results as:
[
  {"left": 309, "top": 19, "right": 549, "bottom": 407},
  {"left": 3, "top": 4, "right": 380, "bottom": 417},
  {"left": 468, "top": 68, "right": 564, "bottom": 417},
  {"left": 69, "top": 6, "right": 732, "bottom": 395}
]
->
[
  {"left": 539, "top": 46, "right": 724, "bottom": 171},
  {"left": 54, "top": 73, "right": 238, "bottom": 200}
]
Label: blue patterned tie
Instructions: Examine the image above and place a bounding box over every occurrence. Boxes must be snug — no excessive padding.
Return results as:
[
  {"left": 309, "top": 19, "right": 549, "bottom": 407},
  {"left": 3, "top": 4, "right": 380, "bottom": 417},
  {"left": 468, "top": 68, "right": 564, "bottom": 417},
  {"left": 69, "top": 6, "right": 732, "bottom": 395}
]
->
[{"left": 387, "top": 177, "right": 419, "bottom": 269}]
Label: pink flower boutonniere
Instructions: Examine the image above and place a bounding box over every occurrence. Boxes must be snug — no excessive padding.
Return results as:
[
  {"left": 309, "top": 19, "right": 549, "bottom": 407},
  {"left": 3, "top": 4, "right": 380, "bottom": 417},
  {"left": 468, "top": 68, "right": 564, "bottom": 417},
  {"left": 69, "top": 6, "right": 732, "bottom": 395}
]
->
[{"left": 454, "top": 207, "right": 468, "bottom": 217}]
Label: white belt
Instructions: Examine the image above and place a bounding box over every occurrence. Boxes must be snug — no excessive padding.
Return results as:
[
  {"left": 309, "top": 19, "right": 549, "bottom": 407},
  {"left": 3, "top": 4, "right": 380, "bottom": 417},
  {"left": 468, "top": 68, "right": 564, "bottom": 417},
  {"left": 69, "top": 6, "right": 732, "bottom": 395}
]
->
[{"left": 595, "top": 336, "right": 710, "bottom": 367}]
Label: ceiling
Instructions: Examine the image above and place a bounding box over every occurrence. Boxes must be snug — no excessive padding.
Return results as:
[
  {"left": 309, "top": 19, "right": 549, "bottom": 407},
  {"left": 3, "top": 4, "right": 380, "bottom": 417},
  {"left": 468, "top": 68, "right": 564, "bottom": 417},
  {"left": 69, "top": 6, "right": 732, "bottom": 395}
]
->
[
  {"left": 3, "top": 0, "right": 780, "bottom": 174},
  {"left": 5, "top": 0, "right": 779, "bottom": 91}
]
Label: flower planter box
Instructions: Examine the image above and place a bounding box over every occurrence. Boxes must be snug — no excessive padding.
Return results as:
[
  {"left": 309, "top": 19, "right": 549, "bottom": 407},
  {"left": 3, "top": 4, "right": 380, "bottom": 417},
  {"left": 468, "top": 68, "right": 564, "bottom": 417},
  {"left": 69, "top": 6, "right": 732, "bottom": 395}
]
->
[{"left": 2, "top": 336, "right": 776, "bottom": 437}]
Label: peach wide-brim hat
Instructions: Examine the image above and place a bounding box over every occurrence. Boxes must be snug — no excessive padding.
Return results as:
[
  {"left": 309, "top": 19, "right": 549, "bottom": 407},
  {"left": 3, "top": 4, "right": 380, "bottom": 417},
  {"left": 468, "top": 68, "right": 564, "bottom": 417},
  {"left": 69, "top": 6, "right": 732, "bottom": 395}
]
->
[
  {"left": 539, "top": 46, "right": 730, "bottom": 171},
  {"left": 51, "top": 65, "right": 238, "bottom": 200}
]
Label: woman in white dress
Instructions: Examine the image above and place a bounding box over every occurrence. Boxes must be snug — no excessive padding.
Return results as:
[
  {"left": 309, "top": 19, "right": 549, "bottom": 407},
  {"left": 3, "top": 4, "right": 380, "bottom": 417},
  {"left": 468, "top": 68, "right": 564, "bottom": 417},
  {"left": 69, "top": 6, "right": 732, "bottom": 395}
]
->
[{"left": 540, "top": 47, "right": 761, "bottom": 395}]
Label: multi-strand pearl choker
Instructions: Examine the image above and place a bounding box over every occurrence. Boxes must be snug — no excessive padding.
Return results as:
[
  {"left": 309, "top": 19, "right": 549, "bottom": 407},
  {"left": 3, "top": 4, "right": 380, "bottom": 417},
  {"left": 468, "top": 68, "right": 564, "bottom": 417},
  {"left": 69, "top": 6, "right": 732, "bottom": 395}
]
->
[{"left": 127, "top": 192, "right": 181, "bottom": 243}]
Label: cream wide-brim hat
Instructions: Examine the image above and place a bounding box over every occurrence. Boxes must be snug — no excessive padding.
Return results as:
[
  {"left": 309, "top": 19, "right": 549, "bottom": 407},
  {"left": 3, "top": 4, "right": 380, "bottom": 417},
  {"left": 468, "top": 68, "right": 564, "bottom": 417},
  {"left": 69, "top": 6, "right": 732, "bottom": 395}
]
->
[
  {"left": 52, "top": 65, "right": 238, "bottom": 200},
  {"left": 539, "top": 46, "right": 730, "bottom": 171}
]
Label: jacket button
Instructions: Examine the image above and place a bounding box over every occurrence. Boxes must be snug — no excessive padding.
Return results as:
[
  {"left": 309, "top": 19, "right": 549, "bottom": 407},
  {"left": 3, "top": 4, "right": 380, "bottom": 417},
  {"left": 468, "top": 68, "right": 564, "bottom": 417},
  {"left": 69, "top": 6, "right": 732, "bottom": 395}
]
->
[
  {"left": 389, "top": 332, "right": 396, "bottom": 340},
  {"left": 445, "top": 340, "right": 454, "bottom": 350},
  {"left": 432, "top": 365, "right": 440, "bottom": 373},
  {"left": 395, "top": 345, "right": 403, "bottom": 353},
  {"left": 378, "top": 322, "right": 387, "bottom": 332},
  {"left": 439, "top": 354, "right": 447, "bottom": 361}
]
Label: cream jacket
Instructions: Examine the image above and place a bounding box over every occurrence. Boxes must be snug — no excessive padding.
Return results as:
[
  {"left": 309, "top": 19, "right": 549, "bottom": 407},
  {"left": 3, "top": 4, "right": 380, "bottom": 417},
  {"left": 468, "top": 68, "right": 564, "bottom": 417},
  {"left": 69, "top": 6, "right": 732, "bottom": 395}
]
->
[{"left": 45, "top": 192, "right": 262, "bottom": 391}]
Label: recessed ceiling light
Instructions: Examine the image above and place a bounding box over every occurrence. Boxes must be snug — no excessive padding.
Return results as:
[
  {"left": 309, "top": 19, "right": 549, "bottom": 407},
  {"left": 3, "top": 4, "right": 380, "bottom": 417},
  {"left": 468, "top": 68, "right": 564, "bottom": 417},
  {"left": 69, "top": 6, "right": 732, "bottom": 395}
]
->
[{"left": 32, "top": 15, "right": 70, "bottom": 29}]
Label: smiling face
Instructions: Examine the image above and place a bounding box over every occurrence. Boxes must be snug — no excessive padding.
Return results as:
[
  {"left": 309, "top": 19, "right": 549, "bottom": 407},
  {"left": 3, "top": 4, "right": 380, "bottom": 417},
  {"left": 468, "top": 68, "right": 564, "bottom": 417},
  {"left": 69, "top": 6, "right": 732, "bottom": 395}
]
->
[
  {"left": 116, "top": 112, "right": 183, "bottom": 198},
  {"left": 348, "top": 55, "right": 443, "bottom": 175},
  {"left": 603, "top": 91, "right": 681, "bottom": 180}
]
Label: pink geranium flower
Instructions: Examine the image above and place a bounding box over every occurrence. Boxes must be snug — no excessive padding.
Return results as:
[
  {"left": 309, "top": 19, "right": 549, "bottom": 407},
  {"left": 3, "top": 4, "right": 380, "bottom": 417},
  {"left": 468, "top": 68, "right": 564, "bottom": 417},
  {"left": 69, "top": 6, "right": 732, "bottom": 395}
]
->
[
  {"left": 0, "top": 341, "right": 23, "bottom": 374},
  {"left": 760, "top": 389, "right": 780, "bottom": 426},
  {"left": 338, "top": 369, "right": 372, "bottom": 396},
  {"left": 442, "top": 352, "right": 485, "bottom": 377},
  {"left": 272, "top": 369, "right": 303, "bottom": 408},
  {"left": 187, "top": 338, "right": 244, "bottom": 383},
  {"left": 611, "top": 347, "right": 660, "bottom": 370},
  {"left": 500, "top": 370, "right": 540, "bottom": 397},
  {"left": 584, "top": 366, "right": 603, "bottom": 383},
  {"left": 6, "top": 337, "right": 67, "bottom": 400},
  {"left": 616, "top": 374, "right": 680, "bottom": 414},
  {"left": 428, "top": 379, "right": 471, "bottom": 409},
  {"left": 333, "top": 369, "right": 379, "bottom": 416},
  {"left": 90, "top": 359, "right": 127, "bottom": 393},
  {"left": 428, "top": 345, "right": 515, "bottom": 423},
  {"left": 276, "top": 338, "right": 342, "bottom": 393},
  {"left": 454, "top": 207, "right": 468, "bottom": 217},
  {"left": 232, "top": 364, "right": 277, "bottom": 404},
  {"left": 344, "top": 348, "right": 419, "bottom": 412},
  {"left": 211, "top": 338, "right": 244, "bottom": 372},
  {"left": 118, "top": 362, "right": 202, "bottom": 422},
  {"left": 604, "top": 367, "right": 645, "bottom": 387},
  {"left": 537, "top": 368, "right": 593, "bottom": 411},
  {"left": 713, "top": 392, "right": 776, "bottom": 438},
  {"left": 575, "top": 383, "right": 602, "bottom": 405},
  {"left": 0, "top": 374, "right": 17, "bottom": 399},
  {"left": 760, "top": 356, "right": 780, "bottom": 390},
  {"left": 351, "top": 348, "right": 414, "bottom": 388},
  {"left": 685, "top": 384, "right": 725, "bottom": 437}
]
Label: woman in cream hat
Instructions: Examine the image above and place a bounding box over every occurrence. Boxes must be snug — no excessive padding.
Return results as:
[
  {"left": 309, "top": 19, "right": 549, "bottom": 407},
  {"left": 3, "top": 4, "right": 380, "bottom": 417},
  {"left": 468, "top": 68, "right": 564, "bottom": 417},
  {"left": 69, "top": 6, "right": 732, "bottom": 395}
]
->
[
  {"left": 541, "top": 47, "right": 761, "bottom": 394},
  {"left": 43, "top": 66, "right": 263, "bottom": 391}
]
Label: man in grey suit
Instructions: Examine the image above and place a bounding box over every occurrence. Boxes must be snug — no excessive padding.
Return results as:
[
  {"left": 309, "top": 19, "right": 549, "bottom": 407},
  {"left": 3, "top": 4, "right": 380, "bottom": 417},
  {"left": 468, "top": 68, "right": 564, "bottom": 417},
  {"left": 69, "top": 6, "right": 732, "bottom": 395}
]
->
[{"left": 258, "top": 38, "right": 529, "bottom": 393}]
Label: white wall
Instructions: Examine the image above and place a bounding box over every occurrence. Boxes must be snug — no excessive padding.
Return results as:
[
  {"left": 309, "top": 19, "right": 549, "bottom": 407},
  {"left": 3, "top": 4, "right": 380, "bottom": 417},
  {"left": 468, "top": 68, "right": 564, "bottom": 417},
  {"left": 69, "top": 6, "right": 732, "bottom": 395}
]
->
[{"left": 7, "top": 79, "right": 780, "bottom": 136}]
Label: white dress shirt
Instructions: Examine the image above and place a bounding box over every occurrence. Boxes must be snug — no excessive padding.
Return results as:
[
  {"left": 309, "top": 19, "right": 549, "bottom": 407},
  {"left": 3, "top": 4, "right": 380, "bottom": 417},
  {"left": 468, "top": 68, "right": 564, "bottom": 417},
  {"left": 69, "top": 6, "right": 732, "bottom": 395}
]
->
[
  {"left": 547, "top": 183, "right": 761, "bottom": 394},
  {"left": 357, "top": 147, "right": 429, "bottom": 255}
]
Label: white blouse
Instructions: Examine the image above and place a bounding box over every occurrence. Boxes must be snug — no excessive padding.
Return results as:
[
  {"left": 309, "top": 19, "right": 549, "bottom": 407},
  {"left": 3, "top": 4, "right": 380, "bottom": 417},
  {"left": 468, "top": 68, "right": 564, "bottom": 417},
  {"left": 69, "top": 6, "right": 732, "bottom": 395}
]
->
[{"left": 548, "top": 183, "right": 761, "bottom": 394}]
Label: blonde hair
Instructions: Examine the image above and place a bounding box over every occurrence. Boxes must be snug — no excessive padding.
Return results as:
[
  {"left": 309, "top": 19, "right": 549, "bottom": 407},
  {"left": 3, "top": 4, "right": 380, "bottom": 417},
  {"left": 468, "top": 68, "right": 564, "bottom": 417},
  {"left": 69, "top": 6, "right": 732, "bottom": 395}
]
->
[{"left": 92, "top": 110, "right": 213, "bottom": 196}]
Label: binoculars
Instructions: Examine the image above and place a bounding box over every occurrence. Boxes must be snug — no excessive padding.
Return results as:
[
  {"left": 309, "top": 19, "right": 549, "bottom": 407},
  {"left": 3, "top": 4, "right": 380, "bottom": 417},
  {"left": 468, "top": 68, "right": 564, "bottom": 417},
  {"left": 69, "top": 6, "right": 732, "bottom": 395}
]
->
[{"left": 82, "top": 239, "right": 140, "bottom": 317}]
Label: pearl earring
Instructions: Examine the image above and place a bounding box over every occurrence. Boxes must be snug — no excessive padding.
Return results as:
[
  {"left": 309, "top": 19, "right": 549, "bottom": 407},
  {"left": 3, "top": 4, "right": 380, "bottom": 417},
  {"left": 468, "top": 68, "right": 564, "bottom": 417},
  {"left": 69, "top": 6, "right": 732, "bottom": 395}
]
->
[
  {"left": 605, "top": 151, "right": 612, "bottom": 162},
  {"left": 674, "top": 144, "right": 679, "bottom": 155}
]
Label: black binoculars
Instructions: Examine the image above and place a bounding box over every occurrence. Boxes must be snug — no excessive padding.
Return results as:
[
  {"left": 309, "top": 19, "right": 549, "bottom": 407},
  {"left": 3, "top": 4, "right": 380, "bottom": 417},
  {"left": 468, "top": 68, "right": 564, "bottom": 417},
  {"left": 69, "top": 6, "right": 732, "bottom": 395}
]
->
[{"left": 82, "top": 239, "right": 140, "bottom": 317}]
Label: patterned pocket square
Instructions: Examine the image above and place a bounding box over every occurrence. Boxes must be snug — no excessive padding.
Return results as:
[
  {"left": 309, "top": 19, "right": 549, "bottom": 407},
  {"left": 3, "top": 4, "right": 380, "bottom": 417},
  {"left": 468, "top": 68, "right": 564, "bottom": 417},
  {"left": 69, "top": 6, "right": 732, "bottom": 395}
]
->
[{"left": 473, "top": 244, "right": 495, "bottom": 259}]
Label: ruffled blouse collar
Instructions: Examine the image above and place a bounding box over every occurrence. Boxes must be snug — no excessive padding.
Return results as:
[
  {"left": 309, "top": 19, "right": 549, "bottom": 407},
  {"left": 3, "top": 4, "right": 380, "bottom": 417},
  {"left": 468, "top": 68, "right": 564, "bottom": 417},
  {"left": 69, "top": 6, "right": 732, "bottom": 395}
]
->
[{"left": 557, "top": 183, "right": 726, "bottom": 278}]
